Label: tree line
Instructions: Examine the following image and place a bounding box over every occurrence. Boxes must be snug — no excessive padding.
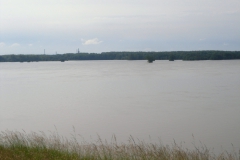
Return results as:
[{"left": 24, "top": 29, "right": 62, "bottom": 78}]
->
[{"left": 0, "top": 51, "right": 240, "bottom": 62}]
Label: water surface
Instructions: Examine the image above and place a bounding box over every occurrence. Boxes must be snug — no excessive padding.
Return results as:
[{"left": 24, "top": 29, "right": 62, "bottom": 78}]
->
[{"left": 0, "top": 60, "right": 240, "bottom": 153}]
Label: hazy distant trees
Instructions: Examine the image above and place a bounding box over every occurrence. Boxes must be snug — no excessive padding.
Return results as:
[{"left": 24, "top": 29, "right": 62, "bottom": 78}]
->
[
  {"left": 0, "top": 51, "right": 239, "bottom": 62},
  {"left": 169, "top": 54, "right": 175, "bottom": 61},
  {"left": 0, "top": 56, "right": 4, "bottom": 62},
  {"left": 147, "top": 56, "right": 155, "bottom": 63}
]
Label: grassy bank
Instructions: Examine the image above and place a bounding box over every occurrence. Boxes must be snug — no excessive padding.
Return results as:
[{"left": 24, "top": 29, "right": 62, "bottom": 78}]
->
[{"left": 0, "top": 130, "right": 238, "bottom": 160}]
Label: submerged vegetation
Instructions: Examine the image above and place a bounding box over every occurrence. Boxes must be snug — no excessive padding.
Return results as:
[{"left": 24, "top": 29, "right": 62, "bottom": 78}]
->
[
  {"left": 0, "top": 51, "right": 240, "bottom": 62},
  {"left": 0, "top": 130, "right": 238, "bottom": 160}
]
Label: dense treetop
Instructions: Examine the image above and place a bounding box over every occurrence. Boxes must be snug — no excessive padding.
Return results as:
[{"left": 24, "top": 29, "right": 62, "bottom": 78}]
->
[{"left": 0, "top": 51, "right": 240, "bottom": 62}]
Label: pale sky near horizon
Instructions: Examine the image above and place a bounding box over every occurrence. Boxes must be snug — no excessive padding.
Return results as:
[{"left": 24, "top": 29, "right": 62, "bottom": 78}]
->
[{"left": 0, "top": 0, "right": 240, "bottom": 55}]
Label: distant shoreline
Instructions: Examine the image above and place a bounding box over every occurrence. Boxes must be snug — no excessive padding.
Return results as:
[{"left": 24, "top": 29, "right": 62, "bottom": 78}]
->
[{"left": 0, "top": 51, "right": 240, "bottom": 62}]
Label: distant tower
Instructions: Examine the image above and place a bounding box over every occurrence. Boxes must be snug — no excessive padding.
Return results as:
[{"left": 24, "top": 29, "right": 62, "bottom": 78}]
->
[
  {"left": 44, "top": 49, "right": 45, "bottom": 54},
  {"left": 78, "top": 48, "right": 80, "bottom": 53}
]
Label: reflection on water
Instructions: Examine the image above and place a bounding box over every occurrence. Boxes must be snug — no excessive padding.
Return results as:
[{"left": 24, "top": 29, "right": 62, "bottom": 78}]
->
[{"left": 0, "top": 60, "right": 240, "bottom": 153}]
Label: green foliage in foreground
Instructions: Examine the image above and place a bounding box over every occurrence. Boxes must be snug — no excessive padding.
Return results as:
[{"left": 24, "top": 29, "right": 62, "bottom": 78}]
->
[
  {"left": 0, "top": 51, "right": 240, "bottom": 62},
  {"left": 0, "top": 131, "right": 239, "bottom": 160},
  {"left": 0, "top": 146, "right": 79, "bottom": 160}
]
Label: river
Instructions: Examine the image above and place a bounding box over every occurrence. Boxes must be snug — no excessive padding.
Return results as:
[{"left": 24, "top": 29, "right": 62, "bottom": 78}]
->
[{"left": 0, "top": 60, "right": 240, "bottom": 153}]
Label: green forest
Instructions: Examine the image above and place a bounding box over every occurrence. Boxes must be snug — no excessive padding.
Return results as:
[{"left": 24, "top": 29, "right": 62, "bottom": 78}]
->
[{"left": 0, "top": 51, "right": 240, "bottom": 62}]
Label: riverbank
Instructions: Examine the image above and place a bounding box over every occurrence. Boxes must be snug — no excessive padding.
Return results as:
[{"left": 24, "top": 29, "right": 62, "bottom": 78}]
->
[
  {"left": 0, "top": 131, "right": 238, "bottom": 160},
  {"left": 0, "top": 51, "right": 240, "bottom": 62}
]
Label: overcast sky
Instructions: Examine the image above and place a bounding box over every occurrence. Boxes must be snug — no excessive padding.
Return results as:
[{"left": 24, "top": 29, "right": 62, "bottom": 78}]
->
[{"left": 0, "top": 0, "right": 240, "bottom": 55}]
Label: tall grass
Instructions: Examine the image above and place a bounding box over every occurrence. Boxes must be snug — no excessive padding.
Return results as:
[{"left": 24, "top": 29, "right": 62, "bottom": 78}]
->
[{"left": 0, "top": 130, "right": 239, "bottom": 160}]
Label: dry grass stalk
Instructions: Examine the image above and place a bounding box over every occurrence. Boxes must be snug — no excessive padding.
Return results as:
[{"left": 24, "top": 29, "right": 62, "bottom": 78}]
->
[{"left": 0, "top": 130, "right": 239, "bottom": 160}]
